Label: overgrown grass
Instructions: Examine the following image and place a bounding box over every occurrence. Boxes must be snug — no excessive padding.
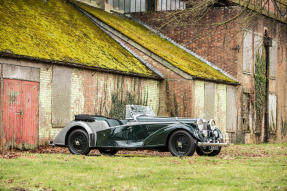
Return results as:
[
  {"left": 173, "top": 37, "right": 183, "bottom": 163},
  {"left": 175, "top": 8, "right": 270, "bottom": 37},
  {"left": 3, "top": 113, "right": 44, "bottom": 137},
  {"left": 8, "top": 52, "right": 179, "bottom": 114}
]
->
[{"left": 0, "top": 144, "right": 286, "bottom": 191}]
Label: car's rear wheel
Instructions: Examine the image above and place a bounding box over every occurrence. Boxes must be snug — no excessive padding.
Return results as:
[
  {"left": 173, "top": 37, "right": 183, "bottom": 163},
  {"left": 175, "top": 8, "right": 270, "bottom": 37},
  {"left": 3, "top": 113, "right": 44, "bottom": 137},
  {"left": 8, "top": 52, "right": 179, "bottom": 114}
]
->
[
  {"left": 196, "top": 146, "right": 221, "bottom": 156},
  {"left": 98, "top": 148, "right": 118, "bottom": 156},
  {"left": 168, "top": 130, "right": 196, "bottom": 157},
  {"left": 68, "top": 129, "right": 91, "bottom": 155}
]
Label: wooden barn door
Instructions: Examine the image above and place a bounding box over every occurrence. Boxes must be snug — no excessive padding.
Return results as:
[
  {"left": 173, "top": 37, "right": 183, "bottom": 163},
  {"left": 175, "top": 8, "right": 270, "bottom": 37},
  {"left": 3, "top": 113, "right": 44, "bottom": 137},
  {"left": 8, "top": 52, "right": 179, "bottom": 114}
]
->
[{"left": 3, "top": 79, "right": 39, "bottom": 149}]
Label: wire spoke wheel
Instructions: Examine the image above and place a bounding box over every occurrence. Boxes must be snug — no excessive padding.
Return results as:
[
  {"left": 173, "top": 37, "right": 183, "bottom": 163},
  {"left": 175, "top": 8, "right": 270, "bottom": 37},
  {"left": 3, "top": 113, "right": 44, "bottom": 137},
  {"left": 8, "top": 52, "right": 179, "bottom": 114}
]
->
[
  {"left": 68, "top": 129, "right": 91, "bottom": 155},
  {"left": 168, "top": 130, "right": 195, "bottom": 157}
]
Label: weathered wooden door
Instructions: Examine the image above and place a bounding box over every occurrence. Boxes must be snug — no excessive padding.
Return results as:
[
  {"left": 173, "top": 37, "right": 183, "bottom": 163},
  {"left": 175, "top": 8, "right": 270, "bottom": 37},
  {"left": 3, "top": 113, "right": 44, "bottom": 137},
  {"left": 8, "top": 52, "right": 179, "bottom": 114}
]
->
[{"left": 3, "top": 79, "right": 39, "bottom": 149}]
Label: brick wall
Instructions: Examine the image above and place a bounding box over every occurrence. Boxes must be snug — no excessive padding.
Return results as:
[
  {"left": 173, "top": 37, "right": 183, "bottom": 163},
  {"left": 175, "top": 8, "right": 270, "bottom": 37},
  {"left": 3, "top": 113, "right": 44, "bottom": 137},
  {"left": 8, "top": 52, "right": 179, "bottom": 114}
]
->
[{"left": 133, "top": 7, "right": 241, "bottom": 78}]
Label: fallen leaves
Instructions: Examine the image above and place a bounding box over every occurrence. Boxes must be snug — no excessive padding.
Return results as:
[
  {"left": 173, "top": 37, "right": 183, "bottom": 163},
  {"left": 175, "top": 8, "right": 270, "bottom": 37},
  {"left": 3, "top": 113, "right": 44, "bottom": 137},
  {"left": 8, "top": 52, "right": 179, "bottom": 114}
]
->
[
  {"left": 0, "top": 145, "right": 69, "bottom": 159},
  {"left": 10, "top": 187, "right": 26, "bottom": 191},
  {"left": 0, "top": 152, "right": 21, "bottom": 159},
  {"left": 0, "top": 144, "right": 284, "bottom": 161},
  {"left": 8, "top": 179, "right": 14, "bottom": 183},
  {"left": 171, "top": 160, "right": 181, "bottom": 165}
]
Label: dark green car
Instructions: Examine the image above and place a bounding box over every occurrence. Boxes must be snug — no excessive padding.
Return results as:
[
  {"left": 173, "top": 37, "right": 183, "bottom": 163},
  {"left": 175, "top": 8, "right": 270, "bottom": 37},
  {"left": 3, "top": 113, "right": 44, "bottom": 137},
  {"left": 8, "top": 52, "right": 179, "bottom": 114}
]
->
[{"left": 50, "top": 105, "right": 227, "bottom": 156}]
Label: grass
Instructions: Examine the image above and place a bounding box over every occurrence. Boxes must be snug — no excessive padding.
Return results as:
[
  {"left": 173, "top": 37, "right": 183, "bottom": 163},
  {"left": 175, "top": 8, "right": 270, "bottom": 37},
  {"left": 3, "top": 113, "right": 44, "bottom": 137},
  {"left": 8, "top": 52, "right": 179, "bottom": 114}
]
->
[{"left": 0, "top": 143, "right": 287, "bottom": 191}]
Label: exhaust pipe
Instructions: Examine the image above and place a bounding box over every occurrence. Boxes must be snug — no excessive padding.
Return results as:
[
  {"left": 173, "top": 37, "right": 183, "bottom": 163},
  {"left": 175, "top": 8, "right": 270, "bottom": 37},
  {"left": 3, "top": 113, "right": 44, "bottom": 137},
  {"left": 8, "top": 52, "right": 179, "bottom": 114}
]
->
[
  {"left": 48, "top": 141, "right": 55, "bottom": 146},
  {"left": 197, "top": 142, "right": 228, "bottom": 147}
]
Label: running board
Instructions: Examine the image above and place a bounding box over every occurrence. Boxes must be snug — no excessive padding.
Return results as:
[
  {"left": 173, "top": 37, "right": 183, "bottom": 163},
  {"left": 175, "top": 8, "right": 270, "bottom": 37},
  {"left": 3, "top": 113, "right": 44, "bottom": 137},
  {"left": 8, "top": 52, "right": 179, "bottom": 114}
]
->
[{"left": 197, "top": 142, "right": 228, "bottom": 146}]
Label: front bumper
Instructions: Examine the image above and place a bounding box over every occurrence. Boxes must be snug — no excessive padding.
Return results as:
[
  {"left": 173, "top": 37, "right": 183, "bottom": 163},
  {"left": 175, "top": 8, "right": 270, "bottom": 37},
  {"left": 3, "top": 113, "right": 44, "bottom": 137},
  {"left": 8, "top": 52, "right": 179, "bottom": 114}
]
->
[{"left": 197, "top": 142, "right": 228, "bottom": 146}]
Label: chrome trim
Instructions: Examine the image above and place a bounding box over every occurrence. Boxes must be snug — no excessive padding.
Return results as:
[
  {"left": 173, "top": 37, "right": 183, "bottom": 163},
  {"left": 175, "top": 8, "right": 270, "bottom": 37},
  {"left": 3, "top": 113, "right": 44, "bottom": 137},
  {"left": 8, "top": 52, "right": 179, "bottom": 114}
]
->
[{"left": 197, "top": 142, "right": 228, "bottom": 146}]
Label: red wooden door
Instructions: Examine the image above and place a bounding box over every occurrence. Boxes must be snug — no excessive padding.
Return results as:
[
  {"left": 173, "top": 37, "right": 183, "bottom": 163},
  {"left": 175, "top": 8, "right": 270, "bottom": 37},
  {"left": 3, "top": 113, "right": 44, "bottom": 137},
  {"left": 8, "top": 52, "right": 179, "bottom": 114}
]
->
[{"left": 3, "top": 79, "right": 39, "bottom": 149}]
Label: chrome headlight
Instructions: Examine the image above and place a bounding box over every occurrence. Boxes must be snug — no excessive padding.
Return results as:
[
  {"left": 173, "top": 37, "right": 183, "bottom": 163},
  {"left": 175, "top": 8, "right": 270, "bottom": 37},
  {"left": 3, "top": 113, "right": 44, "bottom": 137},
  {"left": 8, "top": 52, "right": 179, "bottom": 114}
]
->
[
  {"left": 213, "top": 130, "right": 218, "bottom": 138},
  {"left": 208, "top": 119, "right": 216, "bottom": 130},
  {"left": 197, "top": 119, "right": 204, "bottom": 130}
]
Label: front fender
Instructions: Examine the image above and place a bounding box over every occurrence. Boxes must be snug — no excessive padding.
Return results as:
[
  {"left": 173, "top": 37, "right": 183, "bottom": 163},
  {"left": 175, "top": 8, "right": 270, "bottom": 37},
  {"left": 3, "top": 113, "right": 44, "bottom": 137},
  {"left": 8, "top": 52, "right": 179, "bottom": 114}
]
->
[
  {"left": 214, "top": 128, "right": 224, "bottom": 142},
  {"left": 143, "top": 123, "right": 202, "bottom": 147},
  {"left": 53, "top": 121, "right": 96, "bottom": 147}
]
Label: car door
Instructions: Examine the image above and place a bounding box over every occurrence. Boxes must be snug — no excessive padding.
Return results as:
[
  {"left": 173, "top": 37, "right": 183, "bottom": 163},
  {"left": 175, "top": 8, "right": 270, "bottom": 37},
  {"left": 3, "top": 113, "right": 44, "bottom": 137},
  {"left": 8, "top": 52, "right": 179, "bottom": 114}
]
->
[
  {"left": 109, "top": 125, "right": 130, "bottom": 147},
  {"left": 128, "top": 124, "right": 168, "bottom": 147},
  {"left": 97, "top": 125, "right": 130, "bottom": 147},
  {"left": 126, "top": 125, "right": 149, "bottom": 147}
]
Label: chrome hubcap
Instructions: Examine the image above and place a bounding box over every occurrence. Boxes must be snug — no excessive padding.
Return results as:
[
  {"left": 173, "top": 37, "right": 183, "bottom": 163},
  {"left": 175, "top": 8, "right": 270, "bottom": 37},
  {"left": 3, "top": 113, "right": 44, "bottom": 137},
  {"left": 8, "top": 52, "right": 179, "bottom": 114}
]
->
[
  {"left": 177, "top": 141, "right": 183, "bottom": 148},
  {"left": 75, "top": 140, "right": 80, "bottom": 146}
]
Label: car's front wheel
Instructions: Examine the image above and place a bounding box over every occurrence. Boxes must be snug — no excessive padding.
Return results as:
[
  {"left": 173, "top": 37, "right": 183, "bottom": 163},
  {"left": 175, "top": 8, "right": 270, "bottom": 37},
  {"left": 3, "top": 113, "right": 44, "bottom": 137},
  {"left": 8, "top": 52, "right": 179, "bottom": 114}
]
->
[
  {"left": 98, "top": 148, "right": 118, "bottom": 156},
  {"left": 67, "top": 129, "right": 91, "bottom": 155},
  {"left": 168, "top": 130, "right": 196, "bottom": 156}
]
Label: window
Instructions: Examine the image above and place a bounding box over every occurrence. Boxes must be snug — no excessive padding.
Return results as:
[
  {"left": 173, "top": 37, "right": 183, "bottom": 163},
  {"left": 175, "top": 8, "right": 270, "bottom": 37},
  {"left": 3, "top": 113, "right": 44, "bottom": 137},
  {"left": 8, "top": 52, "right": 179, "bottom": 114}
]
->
[
  {"left": 269, "top": 94, "right": 277, "bottom": 134},
  {"left": 254, "top": 33, "right": 263, "bottom": 74},
  {"left": 204, "top": 82, "right": 215, "bottom": 120},
  {"left": 226, "top": 86, "right": 237, "bottom": 132},
  {"left": 51, "top": 66, "right": 72, "bottom": 128},
  {"left": 242, "top": 92, "right": 251, "bottom": 132},
  {"left": 269, "top": 40, "right": 278, "bottom": 79},
  {"left": 243, "top": 31, "right": 253, "bottom": 74}
]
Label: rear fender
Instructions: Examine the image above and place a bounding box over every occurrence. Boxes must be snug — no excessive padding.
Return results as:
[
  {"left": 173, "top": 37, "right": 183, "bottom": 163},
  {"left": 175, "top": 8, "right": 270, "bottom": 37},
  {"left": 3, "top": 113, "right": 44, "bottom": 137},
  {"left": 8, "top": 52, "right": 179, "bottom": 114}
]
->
[{"left": 53, "top": 121, "right": 96, "bottom": 147}]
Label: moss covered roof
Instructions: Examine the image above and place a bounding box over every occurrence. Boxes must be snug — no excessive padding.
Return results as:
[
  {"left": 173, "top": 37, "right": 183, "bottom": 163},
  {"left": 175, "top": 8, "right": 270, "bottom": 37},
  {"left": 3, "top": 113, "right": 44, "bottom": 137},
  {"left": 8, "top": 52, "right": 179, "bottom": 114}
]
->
[
  {"left": 76, "top": 2, "right": 237, "bottom": 84},
  {"left": 0, "top": 0, "right": 154, "bottom": 77}
]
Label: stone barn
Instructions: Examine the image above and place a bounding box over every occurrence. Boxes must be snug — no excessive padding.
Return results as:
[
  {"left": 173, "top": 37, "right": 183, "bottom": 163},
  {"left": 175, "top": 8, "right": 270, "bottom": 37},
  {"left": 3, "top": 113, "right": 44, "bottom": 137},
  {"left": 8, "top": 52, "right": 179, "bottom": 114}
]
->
[
  {"left": 0, "top": 0, "right": 161, "bottom": 149},
  {"left": 0, "top": 0, "right": 241, "bottom": 149}
]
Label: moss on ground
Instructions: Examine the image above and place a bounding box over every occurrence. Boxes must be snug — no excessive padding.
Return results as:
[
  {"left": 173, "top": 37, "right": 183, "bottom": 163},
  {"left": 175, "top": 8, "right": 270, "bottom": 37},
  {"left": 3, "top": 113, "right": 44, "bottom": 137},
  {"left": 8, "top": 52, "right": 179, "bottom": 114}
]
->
[
  {"left": 0, "top": 0, "right": 153, "bottom": 76},
  {"left": 77, "top": 2, "right": 237, "bottom": 83}
]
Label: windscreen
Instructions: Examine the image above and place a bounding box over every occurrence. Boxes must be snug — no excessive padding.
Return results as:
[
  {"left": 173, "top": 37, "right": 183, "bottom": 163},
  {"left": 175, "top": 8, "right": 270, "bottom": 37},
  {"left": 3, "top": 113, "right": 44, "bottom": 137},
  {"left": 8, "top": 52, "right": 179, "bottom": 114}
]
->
[{"left": 125, "top": 105, "right": 155, "bottom": 119}]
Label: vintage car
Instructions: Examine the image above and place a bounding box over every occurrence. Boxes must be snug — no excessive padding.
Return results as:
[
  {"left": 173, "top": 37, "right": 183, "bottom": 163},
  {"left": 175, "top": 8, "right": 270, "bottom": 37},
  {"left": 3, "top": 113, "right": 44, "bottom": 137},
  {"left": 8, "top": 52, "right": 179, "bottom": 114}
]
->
[{"left": 49, "top": 105, "right": 227, "bottom": 156}]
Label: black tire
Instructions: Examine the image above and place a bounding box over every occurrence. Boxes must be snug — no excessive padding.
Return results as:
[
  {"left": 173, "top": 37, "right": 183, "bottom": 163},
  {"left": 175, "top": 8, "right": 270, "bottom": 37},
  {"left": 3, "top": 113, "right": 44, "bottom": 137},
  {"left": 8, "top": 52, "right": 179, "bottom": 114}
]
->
[
  {"left": 67, "top": 129, "right": 91, "bottom": 155},
  {"left": 208, "top": 147, "right": 221, "bottom": 156},
  {"left": 196, "top": 146, "right": 221, "bottom": 156},
  {"left": 168, "top": 130, "right": 196, "bottom": 157},
  {"left": 195, "top": 146, "right": 206, "bottom": 156},
  {"left": 98, "top": 148, "right": 118, "bottom": 156}
]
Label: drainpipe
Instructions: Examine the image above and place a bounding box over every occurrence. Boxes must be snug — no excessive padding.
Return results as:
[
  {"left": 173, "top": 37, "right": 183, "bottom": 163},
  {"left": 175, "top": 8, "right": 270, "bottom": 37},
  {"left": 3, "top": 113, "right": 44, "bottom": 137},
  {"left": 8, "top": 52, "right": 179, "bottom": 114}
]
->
[
  {"left": 263, "top": 30, "right": 272, "bottom": 143},
  {"left": 0, "top": 64, "right": 3, "bottom": 149}
]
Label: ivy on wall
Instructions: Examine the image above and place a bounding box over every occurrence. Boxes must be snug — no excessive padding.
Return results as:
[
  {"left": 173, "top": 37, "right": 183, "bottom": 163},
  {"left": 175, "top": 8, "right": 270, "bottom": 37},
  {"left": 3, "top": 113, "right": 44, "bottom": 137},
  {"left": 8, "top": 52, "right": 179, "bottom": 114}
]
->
[
  {"left": 183, "top": 91, "right": 187, "bottom": 116},
  {"left": 254, "top": 53, "right": 266, "bottom": 133},
  {"left": 165, "top": 80, "right": 188, "bottom": 117},
  {"left": 173, "top": 93, "right": 178, "bottom": 117},
  {"left": 165, "top": 80, "right": 173, "bottom": 116}
]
